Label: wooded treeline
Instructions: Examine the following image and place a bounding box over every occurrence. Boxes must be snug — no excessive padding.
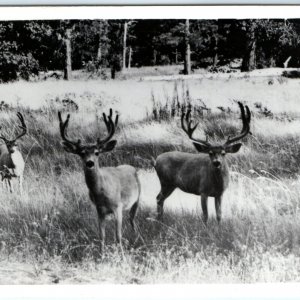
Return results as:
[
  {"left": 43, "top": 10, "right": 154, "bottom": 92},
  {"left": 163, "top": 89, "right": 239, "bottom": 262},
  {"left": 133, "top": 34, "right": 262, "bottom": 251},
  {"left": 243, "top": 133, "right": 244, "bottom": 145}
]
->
[{"left": 0, "top": 18, "right": 300, "bottom": 82}]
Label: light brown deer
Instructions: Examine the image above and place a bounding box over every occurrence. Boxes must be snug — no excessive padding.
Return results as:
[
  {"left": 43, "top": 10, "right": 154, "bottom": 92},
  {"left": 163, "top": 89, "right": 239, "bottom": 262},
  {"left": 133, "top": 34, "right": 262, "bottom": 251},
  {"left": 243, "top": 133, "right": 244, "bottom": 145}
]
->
[
  {"left": 154, "top": 102, "right": 251, "bottom": 223},
  {"left": 58, "top": 109, "right": 140, "bottom": 250},
  {"left": 0, "top": 112, "right": 27, "bottom": 195}
]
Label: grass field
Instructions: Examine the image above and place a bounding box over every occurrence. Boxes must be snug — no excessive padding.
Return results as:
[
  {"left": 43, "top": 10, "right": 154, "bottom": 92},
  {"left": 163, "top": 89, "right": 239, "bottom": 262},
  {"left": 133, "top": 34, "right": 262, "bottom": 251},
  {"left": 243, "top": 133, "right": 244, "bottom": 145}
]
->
[{"left": 0, "top": 72, "right": 300, "bottom": 283}]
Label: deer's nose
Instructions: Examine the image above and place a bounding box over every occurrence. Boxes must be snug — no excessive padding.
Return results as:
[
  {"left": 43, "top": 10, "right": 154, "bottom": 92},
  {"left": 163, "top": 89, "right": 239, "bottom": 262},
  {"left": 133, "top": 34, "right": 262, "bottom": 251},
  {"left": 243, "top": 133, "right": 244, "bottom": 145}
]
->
[
  {"left": 213, "top": 161, "right": 221, "bottom": 168},
  {"left": 86, "top": 161, "right": 95, "bottom": 168}
]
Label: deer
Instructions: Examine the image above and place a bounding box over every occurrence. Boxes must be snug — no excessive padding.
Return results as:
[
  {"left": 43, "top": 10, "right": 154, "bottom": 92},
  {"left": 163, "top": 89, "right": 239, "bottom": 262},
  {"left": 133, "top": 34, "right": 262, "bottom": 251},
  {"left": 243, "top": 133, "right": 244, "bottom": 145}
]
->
[
  {"left": 0, "top": 112, "right": 27, "bottom": 195},
  {"left": 154, "top": 102, "right": 251, "bottom": 224},
  {"left": 58, "top": 109, "right": 141, "bottom": 250}
]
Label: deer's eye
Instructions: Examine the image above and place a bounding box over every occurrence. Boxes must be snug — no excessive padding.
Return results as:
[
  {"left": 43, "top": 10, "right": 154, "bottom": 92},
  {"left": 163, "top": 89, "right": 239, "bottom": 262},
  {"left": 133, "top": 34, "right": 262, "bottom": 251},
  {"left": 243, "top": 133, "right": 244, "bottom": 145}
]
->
[
  {"left": 221, "top": 150, "right": 226, "bottom": 156},
  {"left": 209, "top": 151, "right": 213, "bottom": 156},
  {"left": 80, "top": 150, "right": 86, "bottom": 155},
  {"left": 95, "top": 151, "right": 99, "bottom": 156}
]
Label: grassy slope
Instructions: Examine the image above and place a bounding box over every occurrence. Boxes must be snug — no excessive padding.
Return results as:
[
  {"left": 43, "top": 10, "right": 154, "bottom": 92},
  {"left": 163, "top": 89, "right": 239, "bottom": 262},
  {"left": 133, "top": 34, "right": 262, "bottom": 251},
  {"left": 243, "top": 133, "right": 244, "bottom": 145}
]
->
[{"left": 0, "top": 75, "right": 300, "bottom": 283}]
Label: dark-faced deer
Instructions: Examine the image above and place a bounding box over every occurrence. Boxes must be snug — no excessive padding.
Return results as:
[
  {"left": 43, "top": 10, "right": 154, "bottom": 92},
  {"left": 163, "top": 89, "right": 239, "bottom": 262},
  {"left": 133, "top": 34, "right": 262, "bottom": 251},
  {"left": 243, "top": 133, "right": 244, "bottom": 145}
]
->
[
  {"left": 0, "top": 112, "right": 27, "bottom": 195},
  {"left": 58, "top": 109, "right": 140, "bottom": 250},
  {"left": 154, "top": 102, "right": 251, "bottom": 224}
]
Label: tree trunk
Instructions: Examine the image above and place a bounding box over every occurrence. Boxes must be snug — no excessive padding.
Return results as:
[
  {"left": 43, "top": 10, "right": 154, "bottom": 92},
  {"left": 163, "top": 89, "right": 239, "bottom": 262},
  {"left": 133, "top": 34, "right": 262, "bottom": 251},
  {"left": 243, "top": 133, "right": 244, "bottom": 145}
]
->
[
  {"left": 122, "top": 21, "right": 128, "bottom": 72},
  {"left": 213, "top": 52, "right": 218, "bottom": 67},
  {"left": 184, "top": 19, "right": 191, "bottom": 75},
  {"left": 241, "top": 38, "right": 256, "bottom": 72},
  {"left": 96, "top": 21, "right": 102, "bottom": 62},
  {"left": 213, "top": 22, "right": 219, "bottom": 67},
  {"left": 269, "top": 56, "right": 276, "bottom": 68},
  {"left": 153, "top": 49, "right": 157, "bottom": 65},
  {"left": 175, "top": 48, "right": 178, "bottom": 64},
  {"left": 97, "top": 43, "right": 102, "bottom": 62},
  {"left": 111, "top": 67, "right": 116, "bottom": 79},
  {"left": 128, "top": 47, "right": 132, "bottom": 69},
  {"left": 64, "top": 28, "right": 72, "bottom": 80}
]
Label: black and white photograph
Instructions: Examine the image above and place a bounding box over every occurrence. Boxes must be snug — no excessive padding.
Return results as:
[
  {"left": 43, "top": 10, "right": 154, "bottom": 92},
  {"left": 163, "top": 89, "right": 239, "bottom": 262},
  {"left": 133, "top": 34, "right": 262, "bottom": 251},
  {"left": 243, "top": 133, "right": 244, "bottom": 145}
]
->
[{"left": 0, "top": 6, "right": 300, "bottom": 286}]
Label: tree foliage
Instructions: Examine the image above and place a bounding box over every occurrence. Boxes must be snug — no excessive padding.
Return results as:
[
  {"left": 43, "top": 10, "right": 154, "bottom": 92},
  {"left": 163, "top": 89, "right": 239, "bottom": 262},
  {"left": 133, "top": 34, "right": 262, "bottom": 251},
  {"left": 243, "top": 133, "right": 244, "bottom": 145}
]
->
[{"left": 0, "top": 19, "right": 299, "bottom": 81}]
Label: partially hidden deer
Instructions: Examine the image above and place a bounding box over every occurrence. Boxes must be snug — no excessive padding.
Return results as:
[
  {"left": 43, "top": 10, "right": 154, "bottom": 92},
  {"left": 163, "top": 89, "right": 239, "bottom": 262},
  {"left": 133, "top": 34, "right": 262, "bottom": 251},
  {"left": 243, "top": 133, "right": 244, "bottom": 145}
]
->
[
  {"left": 58, "top": 109, "right": 141, "bottom": 250},
  {"left": 0, "top": 112, "right": 27, "bottom": 195},
  {"left": 154, "top": 102, "right": 251, "bottom": 224}
]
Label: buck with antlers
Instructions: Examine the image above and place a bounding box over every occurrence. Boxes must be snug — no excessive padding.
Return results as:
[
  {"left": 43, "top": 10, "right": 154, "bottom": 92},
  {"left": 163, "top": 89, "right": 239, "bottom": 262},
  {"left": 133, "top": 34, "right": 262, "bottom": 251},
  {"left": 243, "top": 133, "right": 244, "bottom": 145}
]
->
[
  {"left": 154, "top": 102, "right": 251, "bottom": 224},
  {"left": 58, "top": 109, "right": 140, "bottom": 250},
  {"left": 0, "top": 112, "right": 27, "bottom": 195}
]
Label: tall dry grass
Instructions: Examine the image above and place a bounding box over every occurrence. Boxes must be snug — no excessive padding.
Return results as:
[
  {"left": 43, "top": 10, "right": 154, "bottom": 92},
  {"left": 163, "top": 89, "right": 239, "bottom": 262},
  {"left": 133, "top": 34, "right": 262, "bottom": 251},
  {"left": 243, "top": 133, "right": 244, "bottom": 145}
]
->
[{"left": 0, "top": 76, "right": 300, "bottom": 283}]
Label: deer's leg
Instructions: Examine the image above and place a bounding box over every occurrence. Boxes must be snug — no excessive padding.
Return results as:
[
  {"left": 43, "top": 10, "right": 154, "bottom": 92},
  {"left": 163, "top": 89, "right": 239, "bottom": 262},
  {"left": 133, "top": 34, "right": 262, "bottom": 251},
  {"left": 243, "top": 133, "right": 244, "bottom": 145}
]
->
[
  {"left": 114, "top": 206, "right": 123, "bottom": 245},
  {"left": 98, "top": 216, "right": 106, "bottom": 252},
  {"left": 215, "top": 196, "right": 222, "bottom": 223},
  {"left": 201, "top": 194, "right": 208, "bottom": 224},
  {"left": 7, "top": 179, "right": 13, "bottom": 193},
  {"left": 156, "top": 184, "right": 175, "bottom": 220},
  {"left": 3, "top": 179, "right": 8, "bottom": 191},
  {"left": 96, "top": 206, "right": 106, "bottom": 252},
  {"left": 19, "top": 175, "right": 23, "bottom": 196},
  {"left": 129, "top": 201, "right": 139, "bottom": 232}
]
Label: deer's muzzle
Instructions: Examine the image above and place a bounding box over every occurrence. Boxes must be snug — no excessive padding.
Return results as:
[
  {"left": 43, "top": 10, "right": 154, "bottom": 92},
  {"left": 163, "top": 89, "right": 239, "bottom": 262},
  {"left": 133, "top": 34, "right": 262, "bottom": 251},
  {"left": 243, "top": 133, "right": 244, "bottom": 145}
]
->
[
  {"left": 213, "top": 161, "right": 221, "bottom": 168},
  {"left": 86, "top": 161, "right": 95, "bottom": 168}
]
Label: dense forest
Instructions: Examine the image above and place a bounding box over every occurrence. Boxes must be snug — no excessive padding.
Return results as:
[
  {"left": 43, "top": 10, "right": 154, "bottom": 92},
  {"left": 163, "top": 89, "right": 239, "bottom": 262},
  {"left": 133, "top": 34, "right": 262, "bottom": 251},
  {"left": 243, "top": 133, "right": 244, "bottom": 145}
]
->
[{"left": 0, "top": 18, "right": 300, "bottom": 82}]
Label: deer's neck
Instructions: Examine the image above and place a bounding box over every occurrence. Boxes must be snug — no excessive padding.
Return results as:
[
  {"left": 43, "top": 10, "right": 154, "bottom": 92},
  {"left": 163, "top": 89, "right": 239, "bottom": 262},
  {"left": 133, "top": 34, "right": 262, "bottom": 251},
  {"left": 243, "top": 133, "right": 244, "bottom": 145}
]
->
[
  {"left": 210, "top": 161, "right": 229, "bottom": 194},
  {"left": 84, "top": 164, "right": 110, "bottom": 196},
  {"left": 11, "top": 150, "right": 24, "bottom": 170},
  {"left": 84, "top": 165, "right": 100, "bottom": 188}
]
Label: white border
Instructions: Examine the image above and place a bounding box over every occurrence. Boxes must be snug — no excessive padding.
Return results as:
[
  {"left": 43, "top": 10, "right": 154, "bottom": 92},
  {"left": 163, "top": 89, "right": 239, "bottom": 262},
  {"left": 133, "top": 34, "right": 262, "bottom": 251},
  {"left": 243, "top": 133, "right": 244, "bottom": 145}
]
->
[
  {"left": 0, "top": 283, "right": 299, "bottom": 299},
  {"left": 0, "top": 0, "right": 299, "bottom": 5},
  {"left": 0, "top": 6, "right": 299, "bottom": 20},
  {"left": 0, "top": 4, "right": 299, "bottom": 299}
]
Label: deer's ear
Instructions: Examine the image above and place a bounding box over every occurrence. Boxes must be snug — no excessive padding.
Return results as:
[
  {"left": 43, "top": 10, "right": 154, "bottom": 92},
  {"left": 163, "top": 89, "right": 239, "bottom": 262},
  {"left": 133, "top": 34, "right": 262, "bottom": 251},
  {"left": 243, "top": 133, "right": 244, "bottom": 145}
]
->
[
  {"left": 225, "top": 143, "right": 242, "bottom": 153},
  {"left": 61, "top": 141, "right": 77, "bottom": 153},
  {"left": 192, "top": 143, "right": 210, "bottom": 153},
  {"left": 101, "top": 140, "right": 117, "bottom": 152}
]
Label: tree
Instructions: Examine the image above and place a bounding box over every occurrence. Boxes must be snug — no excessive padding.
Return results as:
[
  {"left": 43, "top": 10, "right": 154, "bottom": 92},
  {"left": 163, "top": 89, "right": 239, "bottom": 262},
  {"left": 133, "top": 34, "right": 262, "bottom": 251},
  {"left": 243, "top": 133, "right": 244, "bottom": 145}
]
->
[
  {"left": 258, "top": 19, "right": 297, "bottom": 68},
  {"left": 240, "top": 20, "right": 258, "bottom": 72},
  {"left": 122, "top": 21, "right": 128, "bottom": 72},
  {"left": 183, "top": 19, "right": 191, "bottom": 74},
  {"left": 239, "top": 19, "right": 297, "bottom": 71},
  {"left": 63, "top": 28, "right": 72, "bottom": 80},
  {"left": 0, "top": 21, "right": 41, "bottom": 82},
  {"left": 107, "top": 20, "right": 123, "bottom": 79},
  {"left": 190, "top": 19, "right": 223, "bottom": 68}
]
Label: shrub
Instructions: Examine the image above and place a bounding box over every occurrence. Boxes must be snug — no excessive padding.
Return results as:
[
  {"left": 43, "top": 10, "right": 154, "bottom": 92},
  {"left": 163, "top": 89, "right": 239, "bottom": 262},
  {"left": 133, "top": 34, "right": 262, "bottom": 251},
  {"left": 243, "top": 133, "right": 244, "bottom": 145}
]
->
[
  {"left": 282, "top": 70, "right": 300, "bottom": 79},
  {"left": 0, "top": 41, "right": 39, "bottom": 82},
  {"left": 150, "top": 82, "right": 212, "bottom": 122},
  {"left": 0, "top": 100, "right": 11, "bottom": 111},
  {"left": 18, "top": 53, "right": 39, "bottom": 80}
]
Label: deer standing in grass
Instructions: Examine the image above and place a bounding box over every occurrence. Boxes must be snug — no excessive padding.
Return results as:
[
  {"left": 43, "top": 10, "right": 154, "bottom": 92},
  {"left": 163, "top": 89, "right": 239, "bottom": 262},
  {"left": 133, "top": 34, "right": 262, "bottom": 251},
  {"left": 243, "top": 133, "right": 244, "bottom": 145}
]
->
[
  {"left": 154, "top": 102, "right": 251, "bottom": 224},
  {"left": 0, "top": 112, "right": 27, "bottom": 195},
  {"left": 58, "top": 109, "right": 140, "bottom": 250}
]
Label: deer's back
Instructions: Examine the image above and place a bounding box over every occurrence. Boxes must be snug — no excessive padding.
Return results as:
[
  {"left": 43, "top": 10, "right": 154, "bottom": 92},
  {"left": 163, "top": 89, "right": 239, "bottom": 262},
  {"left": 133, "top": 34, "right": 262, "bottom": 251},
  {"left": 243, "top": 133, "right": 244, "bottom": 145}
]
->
[{"left": 155, "top": 151, "right": 228, "bottom": 196}]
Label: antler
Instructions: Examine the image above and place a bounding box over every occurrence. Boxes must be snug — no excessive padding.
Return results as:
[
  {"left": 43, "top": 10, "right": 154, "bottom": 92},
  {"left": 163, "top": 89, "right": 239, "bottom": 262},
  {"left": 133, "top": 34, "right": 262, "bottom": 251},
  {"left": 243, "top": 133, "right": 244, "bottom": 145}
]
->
[
  {"left": 13, "top": 112, "right": 27, "bottom": 141},
  {"left": 97, "top": 108, "right": 119, "bottom": 146},
  {"left": 224, "top": 101, "right": 251, "bottom": 145},
  {"left": 0, "top": 112, "right": 27, "bottom": 143},
  {"left": 181, "top": 109, "right": 211, "bottom": 147},
  {"left": 0, "top": 135, "right": 9, "bottom": 143},
  {"left": 58, "top": 112, "right": 82, "bottom": 149}
]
